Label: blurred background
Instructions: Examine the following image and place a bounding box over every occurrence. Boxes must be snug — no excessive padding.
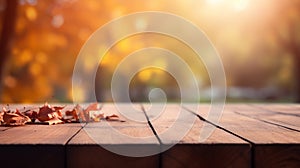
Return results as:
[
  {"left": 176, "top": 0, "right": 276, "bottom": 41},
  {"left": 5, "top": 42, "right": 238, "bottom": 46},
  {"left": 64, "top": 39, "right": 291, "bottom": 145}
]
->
[{"left": 0, "top": 0, "right": 299, "bottom": 103}]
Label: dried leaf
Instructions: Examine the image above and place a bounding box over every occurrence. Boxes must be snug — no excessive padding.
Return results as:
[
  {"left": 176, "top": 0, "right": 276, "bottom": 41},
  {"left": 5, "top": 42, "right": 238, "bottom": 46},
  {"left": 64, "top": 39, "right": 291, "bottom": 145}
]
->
[
  {"left": 53, "top": 106, "right": 65, "bottom": 111},
  {"left": 2, "top": 109, "right": 31, "bottom": 126},
  {"left": 75, "top": 104, "right": 86, "bottom": 122},
  {"left": 1, "top": 103, "right": 124, "bottom": 126},
  {"left": 64, "top": 108, "right": 79, "bottom": 122},
  {"left": 84, "top": 103, "right": 99, "bottom": 114},
  {"left": 106, "top": 114, "right": 124, "bottom": 122},
  {"left": 76, "top": 103, "right": 100, "bottom": 122},
  {"left": 23, "top": 110, "right": 38, "bottom": 122},
  {"left": 0, "top": 108, "right": 4, "bottom": 123},
  {"left": 83, "top": 103, "right": 99, "bottom": 122},
  {"left": 90, "top": 111, "right": 104, "bottom": 122},
  {"left": 37, "top": 103, "right": 64, "bottom": 124}
]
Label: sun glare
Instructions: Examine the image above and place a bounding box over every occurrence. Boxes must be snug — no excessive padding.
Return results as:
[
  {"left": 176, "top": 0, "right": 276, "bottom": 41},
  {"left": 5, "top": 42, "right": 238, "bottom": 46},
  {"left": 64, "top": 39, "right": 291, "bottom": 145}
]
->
[
  {"left": 206, "top": 0, "right": 249, "bottom": 11},
  {"left": 232, "top": 0, "right": 249, "bottom": 11},
  {"left": 206, "top": 0, "right": 222, "bottom": 5}
]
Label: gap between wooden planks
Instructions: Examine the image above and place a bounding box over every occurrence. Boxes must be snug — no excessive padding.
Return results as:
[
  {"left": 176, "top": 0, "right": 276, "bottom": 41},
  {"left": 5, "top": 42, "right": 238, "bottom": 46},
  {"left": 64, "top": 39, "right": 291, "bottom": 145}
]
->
[
  {"left": 67, "top": 103, "right": 160, "bottom": 168},
  {"left": 142, "top": 103, "right": 251, "bottom": 168},
  {"left": 0, "top": 103, "right": 299, "bottom": 168},
  {"left": 0, "top": 123, "right": 82, "bottom": 168},
  {"left": 67, "top": 103, "right": 251, "bottom": 167},
  {"left": 184, "top": 104, "right": 300, "bottom": 168},
  {"left": 246, "top": 104, "right": 300, "bottom": 131}
]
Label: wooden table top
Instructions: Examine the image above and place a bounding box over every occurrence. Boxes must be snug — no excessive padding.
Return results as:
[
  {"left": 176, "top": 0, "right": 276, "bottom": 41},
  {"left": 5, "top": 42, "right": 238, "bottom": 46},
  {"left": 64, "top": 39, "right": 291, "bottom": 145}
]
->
[{"left": 0, "top": 103, "right": 299, "bottom": 168}]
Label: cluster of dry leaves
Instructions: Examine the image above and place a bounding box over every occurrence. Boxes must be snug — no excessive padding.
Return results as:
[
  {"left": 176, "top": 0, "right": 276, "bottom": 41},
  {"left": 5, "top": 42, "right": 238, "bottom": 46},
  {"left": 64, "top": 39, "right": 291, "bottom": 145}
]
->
[{"left": 0, "top": 103, "right": 123, "bottom": 126}]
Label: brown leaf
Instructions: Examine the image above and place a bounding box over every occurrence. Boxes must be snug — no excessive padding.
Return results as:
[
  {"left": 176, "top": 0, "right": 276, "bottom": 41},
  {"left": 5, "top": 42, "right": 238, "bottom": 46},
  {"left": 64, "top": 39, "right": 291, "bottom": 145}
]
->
[
  {"left": 106, "top": 114, "right": 123, "bottom": 121},
  {"left": 1, "top": 103, "right": 125, "bottom": 125},
  {"left": 37, "top": 103, "right": 53, "bottom": 121},
  {"left": 23, "top": 110, "right": 38, "bottom": 122},
  {"left": 85, "top": 103, "right": 101, "bottom": 121},
  {"left": 37, "top": 103, "right": 64, "bottom": 124},
  {"left": 0, "top": 108, "right": 4, "bottom": 123},
  {"left": 53, "top": 106, "right": 65, "bottom": 111},
  {"left": 75, "top": 104, "right": 86, "bottom": 122},
  {"left": 75, "top": 103, "right": 100, "bottom": 122},
  {"left": 64, "top": 108, "right": 79, "bottom": 122},
  {"left": 84, "top": 103, "right": 99, "bottom": 114},
  {"left": 2, "top": 109, "right": 31, "bottom": 126},
  {"left": 90, "top": 111, "right": 104, "bottom": 122}
]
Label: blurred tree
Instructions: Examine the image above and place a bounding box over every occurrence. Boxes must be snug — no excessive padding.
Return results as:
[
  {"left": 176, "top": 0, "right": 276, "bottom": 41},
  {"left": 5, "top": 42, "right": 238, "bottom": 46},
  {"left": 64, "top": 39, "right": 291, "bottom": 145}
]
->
[
  {"left": 0, "top": 0, "right": 18, "bottom": 99},
  {"left": 0, "top": 0, "right": 298, "bottom": 102},
  {"left": 272, "top": 1, "right": 300, "bottom": 102}
]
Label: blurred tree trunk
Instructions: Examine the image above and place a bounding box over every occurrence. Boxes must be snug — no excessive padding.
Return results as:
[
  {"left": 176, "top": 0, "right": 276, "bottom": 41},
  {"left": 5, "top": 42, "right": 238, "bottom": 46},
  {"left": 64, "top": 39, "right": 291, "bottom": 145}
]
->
[
  {"left": 291, "top": 45, "right": 300, "bottom": 103},
  {"left": 276, "top": 2, "right": 300, "bottom": 103},
  {"left": 286, "top": 23, "right": 300, "bottom": 103},
  {"left": 288, "top": 11, "right": 300, "bottom": 103},
  {"left": 0, "top": 0, "right": 18, "bottom": 99}
]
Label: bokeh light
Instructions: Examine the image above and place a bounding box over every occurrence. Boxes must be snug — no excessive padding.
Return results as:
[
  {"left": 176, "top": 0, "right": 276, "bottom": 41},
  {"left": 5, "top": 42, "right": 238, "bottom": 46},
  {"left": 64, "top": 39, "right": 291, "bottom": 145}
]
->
[{"left": 0, "top": 0, "right": 299, "bottom": 103}]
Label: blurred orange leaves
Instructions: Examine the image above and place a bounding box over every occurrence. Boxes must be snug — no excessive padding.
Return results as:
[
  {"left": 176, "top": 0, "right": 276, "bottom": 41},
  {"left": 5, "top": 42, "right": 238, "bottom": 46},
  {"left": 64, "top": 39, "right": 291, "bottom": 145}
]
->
[{"left": 0, "top": 0, "right": 299, "bottom": 102}]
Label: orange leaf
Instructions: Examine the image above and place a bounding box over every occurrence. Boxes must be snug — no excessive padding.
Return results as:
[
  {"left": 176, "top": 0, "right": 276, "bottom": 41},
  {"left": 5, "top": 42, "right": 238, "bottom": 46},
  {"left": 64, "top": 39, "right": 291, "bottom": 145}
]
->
[
  {"left": 37, "top": 103, "right": 64, "bottom": 123},
  {"left": 106, "top": 114, "right": 122, "bottom": 121},
  {"left": 2, "top": 109, "right": 31, "bottom": 126}
]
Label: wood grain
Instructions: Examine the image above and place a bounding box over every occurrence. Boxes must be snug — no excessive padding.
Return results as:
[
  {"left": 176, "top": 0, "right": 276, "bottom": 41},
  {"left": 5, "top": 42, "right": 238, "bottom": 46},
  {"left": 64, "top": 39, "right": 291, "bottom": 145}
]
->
[
  {"left": 0, "top": 126, "right": 12, "bottom": 131},
  {"left": 186, "top": 104, "right": 300, "bottom": 143},
  {"left": 185, "top": 104, "right": 300, "bottom": 168},
  {"left": 67, "top": 103, "right": 160, "bottom": 168},
  {"left": 248, "top": 104, "right": 300, "bottom": 131},
  {"left": 143, "top": 104, "right": 251, "bottom": 168},
  {"left": 0, "top": 103, "right": 299, "bottom": 168},
  {"left": 252, "top": 104, "right": 300, "bottom": 115},
  {"left": 0, "top": 123, "right": 82, "bottom": 168},
  {"left": 0, "top": 124, "right": 82, "bottom": 144}
]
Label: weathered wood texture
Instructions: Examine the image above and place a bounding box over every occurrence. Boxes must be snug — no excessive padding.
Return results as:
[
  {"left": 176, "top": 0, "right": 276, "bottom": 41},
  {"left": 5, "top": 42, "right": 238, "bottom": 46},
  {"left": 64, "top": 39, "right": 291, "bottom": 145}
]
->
[
  {"left": 143, "top": 104, "right": 251, "bottom": 168},
  {"left": 184, "top": 104, "right": 300, "bottom": 168},
  {"left": 249, "top": 104, "right": 300, "bottom": 131},
  {"left": 67, "top": 103, "right": 160, "bottom": 168},
  {"left": 0, "top": 124, "right": 82, "bottom": 168},
  {"left": 0, "top": 103, "right": 299, "bottom": 168}
]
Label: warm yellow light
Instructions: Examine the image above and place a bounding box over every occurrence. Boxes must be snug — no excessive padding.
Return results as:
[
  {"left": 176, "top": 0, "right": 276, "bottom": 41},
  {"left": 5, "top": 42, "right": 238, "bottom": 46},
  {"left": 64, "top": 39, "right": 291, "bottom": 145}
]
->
[
  {"left": 19, "top": 50, "right": 32, "bottom": 66},
  {"left": 232, "top": 0, "right": 249, "bottom": 11},
  {"left": 25, "top": 6, "right": 37, "bottom": 21},
  {"left": 138, "top": 69, "right": 153, "bottom": 82},
  {"left": 206, "top": 0, "right": 223, "bottom": 5},
  {"left": 29, "top": 62, "right": 42, "bottom": 76},
  {"left": 206, "top": 0, "right": 249, "bottom": 11},
  {"left": 71, "top": 86, "right": 86, "bottom": 102}
]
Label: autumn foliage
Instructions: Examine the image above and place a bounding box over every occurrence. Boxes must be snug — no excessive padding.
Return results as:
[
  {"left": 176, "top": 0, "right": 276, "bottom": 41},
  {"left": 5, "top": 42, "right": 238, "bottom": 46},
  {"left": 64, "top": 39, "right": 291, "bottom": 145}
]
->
[
  {"left": 0, "top": 0, "right": 300, "bottom": 102},
  {"left": 0, "top": 103, "right": 123, "bottom": 126}
]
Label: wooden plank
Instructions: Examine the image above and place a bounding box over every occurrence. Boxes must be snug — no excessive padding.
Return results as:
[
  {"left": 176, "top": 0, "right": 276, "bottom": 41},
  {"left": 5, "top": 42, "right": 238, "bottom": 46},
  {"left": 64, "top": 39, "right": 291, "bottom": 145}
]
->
[
  {"left": 162, "top": 144, "right": 251, "bottom": 168},
  {"left": 0, "top": 124, "right": 82, "bottom": 144},
  {"left": 255, "top": 144, "right": 300, "bottom": 168},
  {"left": 143, "top": 103, "right": 251, "bottom": 168},
  {"left": 0, "top": 103, "right": 80, "bottom": 167},
  {"left": 0, "top": 126, "right": 12, "bottom": 131},
  {"left": 233, "top": 105, "right": 300, "bottom": 168},
  {"left": 67, "top": 103, "right": 160, "bottom": 168},
  {"left": 70, "top": 103, "right": 158, "bottom": 144},
  {"left": 252, "top": 104, "right": 300, "bottom": 116},
  {"left": 188, "top": 104, "right": 300, "bottom": 143},
  {"left": 185, "top": 104, "right": 300, "bottom": 167},
  {"left": 0, "top": 123, "right": 82, "bottom": 168},
  {"left": 235, "top": 104, "right": 300, "bottom": 131},
  {"left": 0, "top": 145, "right": 65, "bottom": 168}
]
